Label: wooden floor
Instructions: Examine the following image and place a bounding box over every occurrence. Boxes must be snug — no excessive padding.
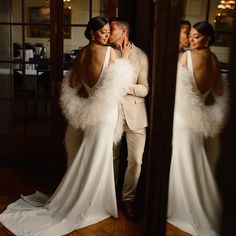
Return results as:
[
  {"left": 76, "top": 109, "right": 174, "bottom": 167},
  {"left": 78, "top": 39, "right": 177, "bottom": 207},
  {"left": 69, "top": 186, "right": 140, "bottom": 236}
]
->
[
  {"left": 0, "top": 166, "right": 191, "bottom": 236},
  {"left": 0, "top": 166, "right": 141, "bottom": 236},
  {"left": 166, "top": 224, "right": 192, "bottom": 236}
]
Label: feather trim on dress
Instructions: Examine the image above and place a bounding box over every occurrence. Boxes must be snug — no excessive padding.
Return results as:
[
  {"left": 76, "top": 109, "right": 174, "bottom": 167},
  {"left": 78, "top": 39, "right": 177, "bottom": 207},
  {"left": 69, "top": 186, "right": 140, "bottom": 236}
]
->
[
  {"left": 60, "top": 58, "right": 134, "bottom": 144},
  {"left": 175, "top": 65, "right": 230, "bottom": 137}
]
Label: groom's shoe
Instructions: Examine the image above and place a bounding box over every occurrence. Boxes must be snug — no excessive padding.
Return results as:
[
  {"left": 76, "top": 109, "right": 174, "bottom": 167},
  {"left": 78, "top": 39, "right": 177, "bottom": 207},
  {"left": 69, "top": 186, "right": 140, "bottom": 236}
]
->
[{"left": 122, "top": 200, "right": 138, "bottom": 222}]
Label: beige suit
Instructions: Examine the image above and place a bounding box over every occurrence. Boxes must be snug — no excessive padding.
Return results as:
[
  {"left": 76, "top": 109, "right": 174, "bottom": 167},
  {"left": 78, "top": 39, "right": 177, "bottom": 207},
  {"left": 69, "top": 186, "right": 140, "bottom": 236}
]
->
[
  {"left": 122, "top": 45, "right": 149, "bottom": 130},
  {"left": 114, "top": 44, "right": 149, "bottom": 202}
]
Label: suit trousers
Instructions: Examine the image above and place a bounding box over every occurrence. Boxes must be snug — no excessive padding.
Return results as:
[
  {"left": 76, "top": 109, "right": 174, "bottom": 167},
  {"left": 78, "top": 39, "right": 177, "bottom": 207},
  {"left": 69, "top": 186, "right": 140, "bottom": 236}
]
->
[{"left": 113, "top": 120, "right": 146, "bottom": 202}]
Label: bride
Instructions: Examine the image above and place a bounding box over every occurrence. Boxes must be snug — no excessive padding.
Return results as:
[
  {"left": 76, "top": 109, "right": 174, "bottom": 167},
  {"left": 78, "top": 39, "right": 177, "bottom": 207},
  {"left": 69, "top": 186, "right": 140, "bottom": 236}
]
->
[
  {"left": 168, "top": 21, "right": 229, "bottom": 236},
  {"left": 0, "top": 16, "right": 134, "bottom": 236}
]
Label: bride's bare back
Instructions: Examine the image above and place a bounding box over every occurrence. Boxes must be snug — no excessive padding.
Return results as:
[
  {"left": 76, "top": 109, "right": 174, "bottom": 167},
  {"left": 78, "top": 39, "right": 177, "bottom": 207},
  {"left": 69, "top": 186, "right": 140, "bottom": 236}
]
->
[
  {"left": 69, "top": 44, "right": 117, "bottom": 89},
  {"left": 180, "top": 50, "right": 223, "bottom": 96},
  {"left": 70, "top": 45, "right": 106, "bottom": 88},
  {"left": 191, "top": 50, "right": 222, "bottom": 95},
  {"left": 78, "top": 45, "right": 107, "bottom": 87}
]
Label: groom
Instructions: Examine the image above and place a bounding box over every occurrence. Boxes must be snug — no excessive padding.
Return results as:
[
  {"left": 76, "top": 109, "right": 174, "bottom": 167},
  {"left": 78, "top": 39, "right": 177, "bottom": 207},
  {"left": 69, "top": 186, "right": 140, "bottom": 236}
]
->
[
  {"left": 179, "top": 20, "right": 191, "bottom": 56},
  {"left": 108, "top": 17, "right": 149, "bottom": 221}
]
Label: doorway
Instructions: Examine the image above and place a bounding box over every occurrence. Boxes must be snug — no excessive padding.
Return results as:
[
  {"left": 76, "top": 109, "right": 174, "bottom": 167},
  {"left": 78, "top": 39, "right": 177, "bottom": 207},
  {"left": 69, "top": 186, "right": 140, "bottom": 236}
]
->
[{"left": 0, "top": 0, "right": 117, "bottom": 165}]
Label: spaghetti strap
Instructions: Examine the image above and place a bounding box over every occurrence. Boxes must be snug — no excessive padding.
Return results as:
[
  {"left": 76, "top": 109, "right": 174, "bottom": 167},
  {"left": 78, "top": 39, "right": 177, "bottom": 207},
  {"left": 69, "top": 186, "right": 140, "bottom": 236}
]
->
[
  {"left": 96, "top": 46, "right": 110, "bottom": 82},
  {"left": 95, "top": 46, "right": 110, "bottom": 83},
  {"left": 102, "top": 46, "right": 111, "bottom": 71},
  {"left": 186, "top": 50, "right": 211, "bottom": 97},
  {"left": 187, "top": 50, "right": 194, "bottom": 78}
]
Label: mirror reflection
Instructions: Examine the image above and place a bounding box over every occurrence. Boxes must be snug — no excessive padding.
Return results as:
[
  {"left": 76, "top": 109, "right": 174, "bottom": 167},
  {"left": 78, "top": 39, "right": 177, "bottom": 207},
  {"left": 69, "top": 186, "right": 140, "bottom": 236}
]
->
[{"left": 166, "top": 0, "right": 234, "bottom": 235}]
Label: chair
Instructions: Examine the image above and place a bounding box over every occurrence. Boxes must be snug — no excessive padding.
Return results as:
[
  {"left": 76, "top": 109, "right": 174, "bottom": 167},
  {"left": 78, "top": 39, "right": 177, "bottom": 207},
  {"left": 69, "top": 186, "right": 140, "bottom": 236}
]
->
[
  {"left": 34, "top": 43, "right": 46, "bottom": 59},
  {"left": 13, "top": 71, "right": 23, "bottom": 91},
  {"left": 13, "top": 43, "right": 21, "bottom": 58},
  {"left": 13, "top": 70, "right": 36, "bottom": 98},
  {"left": 38, "top": 71, "right": 50, "bottom": 96},
  {"left": 13, "top": 70, "right": 36, "bottom": 120},
  {"left": 37, "top": 71, "right": 50, "bottom": 116}
]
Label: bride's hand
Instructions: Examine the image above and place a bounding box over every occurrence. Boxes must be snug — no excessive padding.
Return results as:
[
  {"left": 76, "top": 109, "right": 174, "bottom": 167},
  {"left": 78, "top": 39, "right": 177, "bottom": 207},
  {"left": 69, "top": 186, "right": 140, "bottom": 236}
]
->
[
  {"left": 69, "top": 72, "right": 79, "bottom": 88},
  {"left": 77, "top": 85, "right": 88, "bottom": 98},
  {"left": 204, "top": 92, "right": 215, "bottom": 106},
  {"left": 120, "top": 38, "right": 132, "bottom": 59}
]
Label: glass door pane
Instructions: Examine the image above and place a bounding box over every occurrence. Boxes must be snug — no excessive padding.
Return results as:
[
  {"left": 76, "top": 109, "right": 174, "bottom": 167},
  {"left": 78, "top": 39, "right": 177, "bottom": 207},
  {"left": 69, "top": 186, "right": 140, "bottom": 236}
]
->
[{"left": 0, "top": 0, "right": 54, "bottom": 160}]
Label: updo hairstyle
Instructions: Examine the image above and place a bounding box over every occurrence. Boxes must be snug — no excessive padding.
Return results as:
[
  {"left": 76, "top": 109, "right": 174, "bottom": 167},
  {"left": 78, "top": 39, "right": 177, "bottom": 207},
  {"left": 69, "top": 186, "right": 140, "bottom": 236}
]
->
[
  {"left": 193, "top": 21, "right": 215, "bottom": 46},
  {"left": 84, "top": 16, "right": 108, "bottom": 40}
]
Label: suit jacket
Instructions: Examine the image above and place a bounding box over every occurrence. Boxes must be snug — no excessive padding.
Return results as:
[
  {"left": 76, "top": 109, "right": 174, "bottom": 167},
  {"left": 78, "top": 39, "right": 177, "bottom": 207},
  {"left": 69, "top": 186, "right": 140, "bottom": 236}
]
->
[{"left": 119, "top": 44, "right": 149, "bottom": 130}]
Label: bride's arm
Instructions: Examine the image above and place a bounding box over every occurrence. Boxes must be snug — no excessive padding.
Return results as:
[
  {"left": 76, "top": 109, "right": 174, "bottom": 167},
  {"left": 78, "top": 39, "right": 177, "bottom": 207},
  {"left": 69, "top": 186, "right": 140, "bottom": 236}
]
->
[
  {"left": 69, "top": 56, "right": 80, "bottom": 88},
  {"left": 109, "top": 42, "right": 132, "bottom": 65},
  {"left": 77, "top": 86, "right": 88, "bottom": 98},
  {"left": 204, "top": 54, "right": 223, "bottom": 106},
  {"left": 69, "top": 51, "right": 88, "bottom": 98},
  {"left": 212, "top": 54, "right": 223, "bottom": 96},
  {"left": 120, "top": 39, "right": 132, "bottom": 59}
]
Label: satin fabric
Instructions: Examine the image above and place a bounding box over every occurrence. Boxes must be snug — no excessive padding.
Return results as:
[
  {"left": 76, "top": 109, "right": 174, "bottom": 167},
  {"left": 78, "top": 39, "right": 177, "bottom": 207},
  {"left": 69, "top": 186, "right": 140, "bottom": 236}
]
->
[
  {"left": 167, "top": 51, "right": 222, "bottom": 236},
  {"left": 0, "top": 47, "right": 118, "bottom": 236}
]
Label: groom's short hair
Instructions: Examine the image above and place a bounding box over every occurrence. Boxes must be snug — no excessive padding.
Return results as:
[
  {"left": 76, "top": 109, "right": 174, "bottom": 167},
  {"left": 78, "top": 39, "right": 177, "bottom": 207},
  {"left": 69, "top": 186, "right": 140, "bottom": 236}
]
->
[
  {"left": 109, "top": 17, "right": 131, "bottom": 34},
  {"left": 180, "top": 20, "right": 191, "bottom": 28}
]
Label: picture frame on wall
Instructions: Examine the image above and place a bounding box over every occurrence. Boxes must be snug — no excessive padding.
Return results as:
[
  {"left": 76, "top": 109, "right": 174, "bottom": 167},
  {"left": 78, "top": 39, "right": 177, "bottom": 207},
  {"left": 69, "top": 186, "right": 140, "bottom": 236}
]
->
[{"left": 29, "top": 7, "right": 71, "bottom": 39}]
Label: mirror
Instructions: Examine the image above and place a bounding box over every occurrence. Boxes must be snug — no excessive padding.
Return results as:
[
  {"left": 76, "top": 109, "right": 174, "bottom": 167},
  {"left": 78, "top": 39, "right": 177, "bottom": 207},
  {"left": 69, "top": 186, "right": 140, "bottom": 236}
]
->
[{"left": 166, "top": 0, "right": 234, "bottom": 235}]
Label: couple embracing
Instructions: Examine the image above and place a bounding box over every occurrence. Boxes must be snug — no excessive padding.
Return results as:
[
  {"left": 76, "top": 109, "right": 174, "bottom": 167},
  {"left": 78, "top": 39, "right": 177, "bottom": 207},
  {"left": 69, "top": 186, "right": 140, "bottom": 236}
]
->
[{"left": 0, "top": 16, "right": 149, "bottom": 236}]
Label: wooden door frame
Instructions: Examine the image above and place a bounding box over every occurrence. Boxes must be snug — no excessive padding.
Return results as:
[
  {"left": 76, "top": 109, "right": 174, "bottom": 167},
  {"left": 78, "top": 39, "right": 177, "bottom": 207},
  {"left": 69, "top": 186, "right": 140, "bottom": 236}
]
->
[
  {"left": 218, "top": 10, "right": 236, "bottom": 235},
  {"left": 50, "top": 0, "right": 66, "bottom": 166},
  {"left": 142, "top": 1, "right": 183, "bottom": 235},
  {"left": 0, "top": 0, "right": 62, "bottom": 165},
  {"left": 119, "top": 0, "right": 183, "bottom": 235},
  {"left": 119, "top": 0, "right": 236, "bottom": 235}
]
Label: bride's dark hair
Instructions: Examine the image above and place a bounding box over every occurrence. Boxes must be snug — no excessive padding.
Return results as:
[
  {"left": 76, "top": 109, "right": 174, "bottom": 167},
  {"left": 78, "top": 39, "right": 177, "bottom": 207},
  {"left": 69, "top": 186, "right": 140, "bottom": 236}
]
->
[
  {"left": 84, "top": 16, "right": 108, "bottom": 40},
  {"left": 193, "top": 21, "right": 215, "bottom": 46}
]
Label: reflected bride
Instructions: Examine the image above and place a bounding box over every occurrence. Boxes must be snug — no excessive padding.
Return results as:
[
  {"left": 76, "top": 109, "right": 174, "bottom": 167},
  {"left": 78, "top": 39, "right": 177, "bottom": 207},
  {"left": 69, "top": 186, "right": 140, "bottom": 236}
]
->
[{"left": 167, "top": 22, "right": 229, "bottom": 236}]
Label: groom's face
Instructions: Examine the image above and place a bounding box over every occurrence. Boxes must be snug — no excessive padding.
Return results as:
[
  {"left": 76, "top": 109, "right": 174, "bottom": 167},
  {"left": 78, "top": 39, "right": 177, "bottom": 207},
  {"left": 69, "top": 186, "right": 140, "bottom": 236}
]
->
[
  {"left": 179, "top": 24, "right": 190, "bottom": 49},
  {"left": 108, "top": 22, "right": 126, "bottom": 45}
]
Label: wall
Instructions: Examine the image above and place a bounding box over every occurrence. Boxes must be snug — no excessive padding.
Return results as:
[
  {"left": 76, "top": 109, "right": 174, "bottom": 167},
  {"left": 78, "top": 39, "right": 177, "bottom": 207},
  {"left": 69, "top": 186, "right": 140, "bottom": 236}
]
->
[
  {"left": 12, "top": 0, "right": 52, "bottom": 57},
  {"left": 183, "top": 0, "right": 208, "bottom": 24},
  {"left": 12, "top": 0, "right": 104, "bottom": 57}
]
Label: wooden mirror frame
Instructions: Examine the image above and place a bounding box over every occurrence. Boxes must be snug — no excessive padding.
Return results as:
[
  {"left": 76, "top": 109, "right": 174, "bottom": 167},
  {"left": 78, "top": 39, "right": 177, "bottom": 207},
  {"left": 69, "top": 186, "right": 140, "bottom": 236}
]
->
[
  {"left": 118, "top": 0, "right": 236, "bottom": 235},
  {"left": 141, "top": 1, "right": 183, "bottom": 235}
]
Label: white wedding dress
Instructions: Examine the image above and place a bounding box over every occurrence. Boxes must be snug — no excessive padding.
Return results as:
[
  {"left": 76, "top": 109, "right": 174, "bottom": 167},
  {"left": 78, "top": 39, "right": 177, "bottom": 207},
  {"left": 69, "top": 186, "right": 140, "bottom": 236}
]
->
[
  {"left": 167, "top": 51, "right": 228, "bottom": 236},
  {"left": 0, "top": 47, "right": 134, "bottom": 236}
]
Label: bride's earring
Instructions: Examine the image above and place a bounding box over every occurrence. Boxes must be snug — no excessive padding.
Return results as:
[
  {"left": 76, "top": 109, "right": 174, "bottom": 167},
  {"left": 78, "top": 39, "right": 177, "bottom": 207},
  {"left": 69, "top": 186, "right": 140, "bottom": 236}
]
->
[
  {"left": 90, "top": 31, "right": 95, "bottom": 42},
  {"left": 205, "top": 41, "right": 209, "bottom": 47}
]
